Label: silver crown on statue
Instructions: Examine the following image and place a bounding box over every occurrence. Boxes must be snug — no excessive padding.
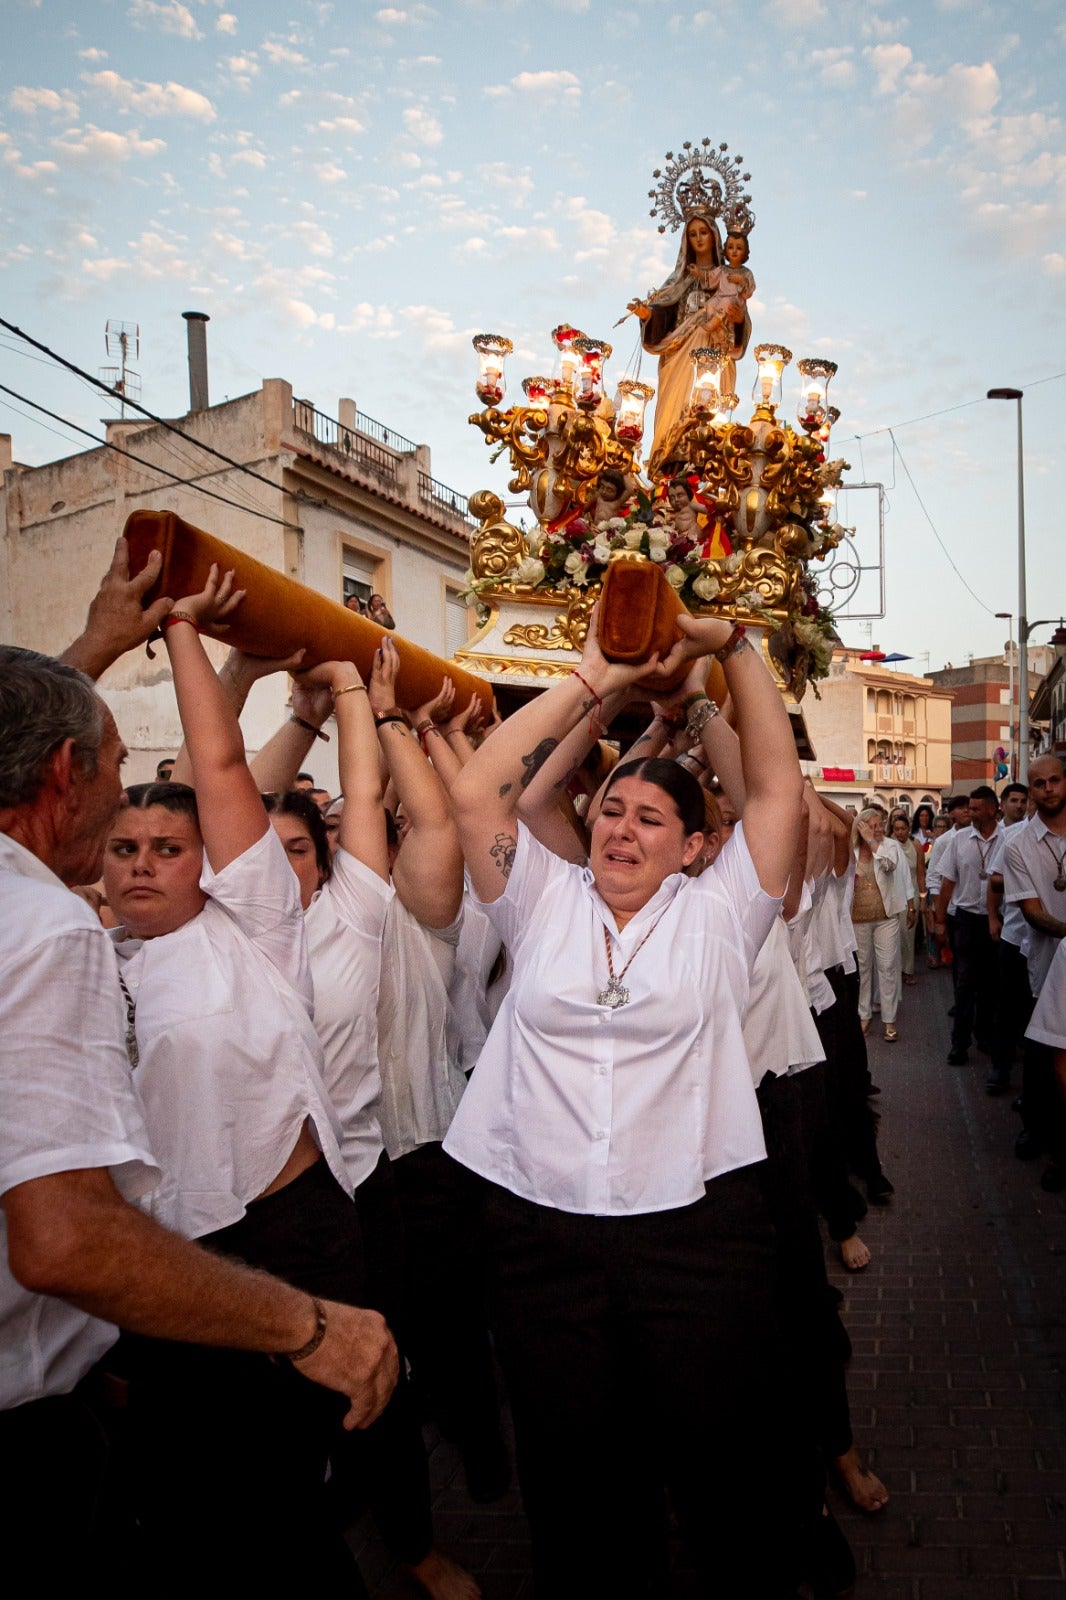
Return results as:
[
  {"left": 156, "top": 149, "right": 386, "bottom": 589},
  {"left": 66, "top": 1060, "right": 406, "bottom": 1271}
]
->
[{"left": 647, "top": 139, "right": 755, "bottom": 237}]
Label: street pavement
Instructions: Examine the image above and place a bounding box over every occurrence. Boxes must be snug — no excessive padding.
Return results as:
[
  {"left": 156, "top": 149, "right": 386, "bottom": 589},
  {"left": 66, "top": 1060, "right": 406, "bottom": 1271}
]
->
[{"left": 350, "top": 963, "right": 1066, "bottom": 1597}]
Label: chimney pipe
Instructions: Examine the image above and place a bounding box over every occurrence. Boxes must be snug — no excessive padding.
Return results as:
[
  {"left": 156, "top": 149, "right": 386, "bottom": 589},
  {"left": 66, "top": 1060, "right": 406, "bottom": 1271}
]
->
[{"left": 182, "top": 311, "right": 210, "bottom": 412}]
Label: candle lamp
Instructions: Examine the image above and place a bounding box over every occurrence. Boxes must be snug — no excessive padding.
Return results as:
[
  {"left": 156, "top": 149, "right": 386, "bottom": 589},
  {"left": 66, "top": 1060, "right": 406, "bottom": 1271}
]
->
[
  {"left": 472, "top": 334, "right": 513, "bottom": 408},
  {"left": 614, "top": 378, "right": 655, "bottom": 442},
  {"left": 752, "top": 343, "right": 792, "bottom": 413}
]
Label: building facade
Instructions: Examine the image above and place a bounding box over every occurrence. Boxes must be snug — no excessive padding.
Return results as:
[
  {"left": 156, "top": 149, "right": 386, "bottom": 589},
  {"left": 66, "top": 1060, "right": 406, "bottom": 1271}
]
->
[
  {"left": 800, "top": 650, "right": 954, "bottom": 813},
  {"left": 927, "top": 648, "right": 1052, "bottom": 785},
  {"left": 1030, "top": 627, "right": 1066, "bottom": 758},
  {"left": 0, "top": 379, "right": 475, "bottom": 788}
]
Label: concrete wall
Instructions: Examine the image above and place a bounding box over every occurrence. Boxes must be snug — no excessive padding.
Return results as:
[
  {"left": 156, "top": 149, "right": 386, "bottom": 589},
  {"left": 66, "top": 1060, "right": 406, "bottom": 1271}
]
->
[{"left": 1, "top": 380, "right": 472, "bottom": 790}]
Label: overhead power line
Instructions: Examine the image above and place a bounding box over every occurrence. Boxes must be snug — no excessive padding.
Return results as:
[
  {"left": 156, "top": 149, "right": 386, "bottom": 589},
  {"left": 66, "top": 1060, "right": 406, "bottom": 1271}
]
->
[
  {"left": 888, "top": 429, "right": 994, "bottom": 617},
  {"left": 0, "top": 315, "right": 292, "bottom": 503},
  {"left": 0, "top": 381, "right": 296, "bottom": 528}
]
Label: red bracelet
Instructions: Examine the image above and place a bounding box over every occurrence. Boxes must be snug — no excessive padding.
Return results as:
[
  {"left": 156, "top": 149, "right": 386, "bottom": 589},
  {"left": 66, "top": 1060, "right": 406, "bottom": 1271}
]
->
[
  {"left": 162, "top": 611, "right": 200, "bottom": 634},
  {"left": 573, "top": 670, "right": 603, "bottom": 708}
]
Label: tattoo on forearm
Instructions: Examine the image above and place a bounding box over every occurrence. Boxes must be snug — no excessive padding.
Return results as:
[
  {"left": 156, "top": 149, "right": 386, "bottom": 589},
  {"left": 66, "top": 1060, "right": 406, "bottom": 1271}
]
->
[
  {"left": 631, "top": 731, "right": 652, "bottom": 747},
  {"left": 499, "top": 781, "right": 513, "bottom": 797},
  {"left": 490, "top": 832, "right": 517, "bottom": 878},
  {"left": 726, "top": 635, "right": 754, "bottom": 660},
  {"left": 519, "top": 737, "right": 559, "bottom": 790}
]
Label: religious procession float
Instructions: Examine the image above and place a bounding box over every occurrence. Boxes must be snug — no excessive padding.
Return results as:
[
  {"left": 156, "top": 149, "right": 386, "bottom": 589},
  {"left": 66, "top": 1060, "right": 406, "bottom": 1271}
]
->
[{"left": 453, "top": 137, "right": 853, "bottom": 744}]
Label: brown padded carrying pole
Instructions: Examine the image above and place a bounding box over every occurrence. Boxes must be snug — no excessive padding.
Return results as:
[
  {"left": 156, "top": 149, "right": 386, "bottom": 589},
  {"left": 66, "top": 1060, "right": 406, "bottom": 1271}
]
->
[{"left": 124, "top": 509, "right": 493, "bottom": 713}]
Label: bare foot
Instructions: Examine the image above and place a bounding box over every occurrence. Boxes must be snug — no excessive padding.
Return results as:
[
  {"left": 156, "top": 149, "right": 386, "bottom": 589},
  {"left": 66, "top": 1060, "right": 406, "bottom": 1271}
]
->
[
  {"left": 840, "top": 1234, "right": 871, "bottom": 1272},
  {"left": 404, "top": 1549, "right": 482, "bottom": 1600},
  {"left": 834, "top": 1445, "right": 889, "bottom": 1512}
]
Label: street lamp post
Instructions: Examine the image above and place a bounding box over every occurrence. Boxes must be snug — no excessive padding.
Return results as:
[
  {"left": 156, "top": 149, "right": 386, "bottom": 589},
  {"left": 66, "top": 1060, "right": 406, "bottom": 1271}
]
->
[
  {"left": 995, "top": 611, "right": 1014, "bottom": 777},
  {"left": 987, "top": 388, "right": 1028, "bottom": 780}
]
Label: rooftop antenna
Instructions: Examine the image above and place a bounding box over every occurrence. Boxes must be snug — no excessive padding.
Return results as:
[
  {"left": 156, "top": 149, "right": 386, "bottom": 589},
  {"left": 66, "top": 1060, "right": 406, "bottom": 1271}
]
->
[{"left": 100, "top": 319, "right": 141, "bottom": 418}]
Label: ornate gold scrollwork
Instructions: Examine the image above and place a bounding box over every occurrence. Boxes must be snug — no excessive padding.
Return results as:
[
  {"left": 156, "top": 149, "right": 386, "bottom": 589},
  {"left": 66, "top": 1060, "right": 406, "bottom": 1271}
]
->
[
  {"left": 469, "top": 406, "right": 550, "bottom": 494},
  {"left": 502, "top": 586, "right": 598, "bottom": 653},
  {"left": 470, "top": 403, "right": 638, "bottom": 514},
  {"left": 468, "top": 490, "right": 528, "bottom": 581}
]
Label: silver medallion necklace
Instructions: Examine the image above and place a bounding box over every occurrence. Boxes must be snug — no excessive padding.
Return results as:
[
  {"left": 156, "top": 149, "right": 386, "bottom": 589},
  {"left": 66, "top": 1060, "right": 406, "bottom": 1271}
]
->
[
  {"left": 597, "top": 913, "right": 668, "bottom": 1009},
  {"left": 1042, "top": 834, "right": 1066, "bottom": 894}
]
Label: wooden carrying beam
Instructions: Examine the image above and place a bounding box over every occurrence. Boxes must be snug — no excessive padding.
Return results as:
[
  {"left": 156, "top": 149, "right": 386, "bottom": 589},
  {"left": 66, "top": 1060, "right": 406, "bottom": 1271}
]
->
[{"left": 124, "top": 510, "right": 493, "bottom": 713}]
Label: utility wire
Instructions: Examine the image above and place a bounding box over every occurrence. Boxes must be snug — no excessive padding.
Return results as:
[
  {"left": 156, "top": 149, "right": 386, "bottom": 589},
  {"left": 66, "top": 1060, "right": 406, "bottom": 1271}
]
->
[
  {"left": 0, "top": 381, "right": 296, "bottom": 528},
  {"left": 838, "top": 370, "right": 1066, "bottom": 446},
  {"left": 888, "top": 429, "right": 995, "bottom": 617},
  {"left": 0, "top": 316, "right": 294, "bottom": 502}
]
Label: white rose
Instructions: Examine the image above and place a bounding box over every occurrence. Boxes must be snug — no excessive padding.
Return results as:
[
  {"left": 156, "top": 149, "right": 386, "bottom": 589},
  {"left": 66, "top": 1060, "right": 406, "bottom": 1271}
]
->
[
  {"left": 664, "top": 563, "right": 687, "bottom": 590},
  {"left": 606, "top": 517, "right": 628, "bottom": 533},
  {"left": 592, "top": 537, "right": 613, "bottom": 564},
  {"left": 691, "top": 572, "right": 721, "bottom": 601},
  {"left": 648, "top": 543, "right": 667, "bottom": 563},
  {"left": 623, "top": 526, "right": 644, "bottom": 550},
  {"left": 514, "top": 557, "right": 546, "bottom": 586},
  {"left": 564, "top": 550, "right": 584, "bottom": 575},
  {"left": 724, "top": 553, "right": 743, "bottom": 574}
]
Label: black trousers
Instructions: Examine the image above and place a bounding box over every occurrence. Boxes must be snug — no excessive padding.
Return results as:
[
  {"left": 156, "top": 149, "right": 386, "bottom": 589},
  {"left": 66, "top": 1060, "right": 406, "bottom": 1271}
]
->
[
  {"left": 951, "top": 909, "right": 998, "bottom": 1055},
  {"left": 0, "top": 1366, "right": 114, "bottom": 1585},
  {"left": 991, "top": 938, "right": 1035, "bottom": 1079},
  {"left": 391, "top": 1141, "right": 502, "bottom": 1458},
  {"left": 483, "top": 1168, "right": 804, "bottom": 1599},
  {"left": 758, "top": 1070, "right": 855, "bottom": 1461},
  {"left": 327, "top": 1150, "right": 435, "bottom": 1565},
  {"left": 809, "top": 1003, "right": 871, "bottom": 1241},
  {"left": 121, "top": 1159, "right": 370, "bottom": 1596},
  {"left": 822, "top": 965, "right": 886, "bottom": 1196}
]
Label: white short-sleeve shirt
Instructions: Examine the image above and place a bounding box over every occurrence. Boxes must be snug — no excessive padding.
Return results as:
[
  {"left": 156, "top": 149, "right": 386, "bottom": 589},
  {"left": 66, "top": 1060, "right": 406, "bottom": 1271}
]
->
[
  {"left": 304, "top": 847, "right": 393, "bottom": 1189},
  {"left": 1003, "top": 815, "right": 1066, "bottom": 996},
  {"left": 987, "top": 820, "right": 1031, "bottom": 953},
  {"left": 743, "top": 913, "right": 826, "bottom": 1085},
  {"left": 0, "top": 834, "right": 159, "bottom": 1409},
  {"left": 1026, "top": 938, "right": 1066, "bottom": 1050},
  {"left": 443, "top": 820, "right": 781, "bottom": 1216},
  {"left": 112, "top": 826, "right": 350, "bottom": 1241},
  {"left": 376, "top": 897, "right": 467, "bottom": 1160},
  {"left": 936, "top": 823, "right": 1003, "bottom": 916}
]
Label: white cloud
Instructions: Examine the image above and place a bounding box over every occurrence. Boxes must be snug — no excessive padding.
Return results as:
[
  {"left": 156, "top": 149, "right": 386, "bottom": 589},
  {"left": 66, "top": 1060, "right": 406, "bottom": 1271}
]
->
[
  {"left": 77, "top": 47, "right": 109, "bottom": 61},
  {"left": 127, "top": 0, "right": 203, "bottom": 40},
  {"left": 232, "top": 148, "right": 267, "bottom": 167},
  {"left": 809, "top": 46, "right": 854, "bottom": 86},
  {"left": 82, "top": 70, "right": 216, "bottom": 122},
  {"left": 764, "top": 0, "right": 826, "bottom": 24},
  {"left": 1044, "top": 253, "right": 1066, "bottom": 275},
  {"left": 51, "top": 124, "right": 166, "bottom": 163},
  {"left": 9, "top": 86, "right": 79, "bottom": 117},
  {"left": 486, "top": 70, "right": 581, "bottom": 106},
  {"left": 864, "top": 42, "right": 912, "bottom": 95},
  {"left": 314, "top": 161, "right": 347, "bottom": 183},
  {"left": 402, "top": 105, "right": 443, "bottom": 144},
  {"left": 378, "top": 6, "right": 407, "bottom": 19},
  {"left": 262, "top": 40, "right": 307, "bottom": 65},
  {"left": 338, "top": 301, "right": 399, "bottom": 337},
  {"left": 217, "top": 13, "right": 237, "bottom": 34}
]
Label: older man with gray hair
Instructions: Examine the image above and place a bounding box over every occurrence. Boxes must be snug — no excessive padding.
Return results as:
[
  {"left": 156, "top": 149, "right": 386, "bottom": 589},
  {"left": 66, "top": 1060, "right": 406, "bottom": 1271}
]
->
[{"left": 0, "top": 540, "right": 396, "bottom": 1585}]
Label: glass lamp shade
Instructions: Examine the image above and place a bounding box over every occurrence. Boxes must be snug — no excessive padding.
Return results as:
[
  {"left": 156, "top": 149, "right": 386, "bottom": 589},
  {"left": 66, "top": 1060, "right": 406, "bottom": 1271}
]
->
[
  {"left": 796, "top": 358, "right": 837, "bottom": 433},
  {"left": 522, "top": 375, "right": 553, "bottom": 406},
  {"left": 817, "top": 405, "right": 841, "bottom": 445},
  {"left": 472, "top": 334, "right": 513, "bottom": 407},
  {"left": 614, "top": 378, "right": 655, "bottom": 442},
  {"left": 689, "top": 346, "right": 724, "bottom": 416},
  {"left": 551, "top": 324, "right": 586, "bottom": 399},
  {"left": 572, "top": 336, "right": 612, "bottom": 411},
  {"left": 752, "top": 343, "right": 793, "bottom": 410},
  {"left": 713, "top": 391, "right": 740, "bottom": 427}
]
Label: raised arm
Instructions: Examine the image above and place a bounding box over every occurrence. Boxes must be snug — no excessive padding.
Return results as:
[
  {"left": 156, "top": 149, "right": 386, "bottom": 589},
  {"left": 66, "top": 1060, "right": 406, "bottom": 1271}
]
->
[
  {"left": 369, "top": 639, "right": 462, "bottom": 928},
  {"left": 811, "top": 790, "right": 856, "bottom": 877},
  {"left": 162, "top": 566, "right": 268, "bottom": 872},
  {"left": 662, "top": 618, "right": 802, "bottom": 896},
  {"left": 170, "top": 646, "right": 310, "bottom": 789},
  {"left": 294, "top": 662, "right": 388, "bottom": 882},
  {"left": 450, "top": 606, "right": 666, "bottom": 902},
  {"left": 60, "top": 536, "right": 173, "bottom": 679},
  {"left": 783, "top": 796, "right": 811, "bottom": 923},
  {"left": 518, "top": 686, "right": 627, "bottom": 863}
]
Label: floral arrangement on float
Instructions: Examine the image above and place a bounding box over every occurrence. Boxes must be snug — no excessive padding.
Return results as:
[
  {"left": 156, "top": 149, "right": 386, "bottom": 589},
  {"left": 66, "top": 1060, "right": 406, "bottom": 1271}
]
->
[{"left": 455, "top": 138, "right": 858, "bottom": 709}]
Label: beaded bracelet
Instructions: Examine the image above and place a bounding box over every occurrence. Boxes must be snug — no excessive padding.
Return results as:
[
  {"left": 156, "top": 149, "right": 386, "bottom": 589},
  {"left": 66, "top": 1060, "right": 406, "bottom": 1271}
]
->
[{"left": 280, "top": 1297, "right": 327, "bottom": 1363}]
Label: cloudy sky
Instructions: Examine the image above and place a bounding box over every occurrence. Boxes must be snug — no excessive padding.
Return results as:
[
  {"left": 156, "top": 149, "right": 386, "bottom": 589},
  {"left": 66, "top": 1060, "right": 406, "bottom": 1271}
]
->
[{"left": 2, "top": 0, "right": 1064, "bottom": 669}]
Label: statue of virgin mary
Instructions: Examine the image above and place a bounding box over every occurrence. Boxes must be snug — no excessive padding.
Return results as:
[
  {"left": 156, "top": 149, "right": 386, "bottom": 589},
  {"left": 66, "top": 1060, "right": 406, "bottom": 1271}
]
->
[{"left": 628, "top": 210, "right": 752, "bottom": 474}]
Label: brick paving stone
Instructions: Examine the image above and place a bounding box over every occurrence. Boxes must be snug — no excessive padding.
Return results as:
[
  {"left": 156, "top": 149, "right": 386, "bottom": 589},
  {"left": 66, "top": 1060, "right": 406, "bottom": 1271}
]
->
[{"left": 350, "top": 968, "right": 1066, "bottom": 1596}]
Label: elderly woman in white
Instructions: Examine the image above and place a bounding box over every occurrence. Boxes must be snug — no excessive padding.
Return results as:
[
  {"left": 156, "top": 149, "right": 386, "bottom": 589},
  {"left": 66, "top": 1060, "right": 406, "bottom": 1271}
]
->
[
  {"left": 850, "top": 807, "right": 916, "bottom": 1043},
  {"left": 444, "top": 607, "right": 806, "bottom": 1598}
]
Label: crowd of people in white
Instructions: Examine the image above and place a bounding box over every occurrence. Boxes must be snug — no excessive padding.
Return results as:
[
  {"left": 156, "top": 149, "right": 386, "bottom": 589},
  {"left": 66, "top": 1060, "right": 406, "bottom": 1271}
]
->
[{"left": 2, "top": 539, "right": 1064, "bottom": 1599}]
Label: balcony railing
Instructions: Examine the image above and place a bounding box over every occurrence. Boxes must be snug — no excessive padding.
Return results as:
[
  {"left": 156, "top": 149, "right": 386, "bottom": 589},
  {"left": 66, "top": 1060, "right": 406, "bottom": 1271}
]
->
[
  {"left": 292, "top": 400, "right": 473, "bottom": 528},
  {"left": 418, "top": 470, "right": 472, "bottom": 525}
]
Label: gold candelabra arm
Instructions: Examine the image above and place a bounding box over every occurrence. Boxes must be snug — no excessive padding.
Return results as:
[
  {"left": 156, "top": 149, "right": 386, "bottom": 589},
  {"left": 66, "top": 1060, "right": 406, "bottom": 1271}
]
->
[{"left": 469, "top": 405, "right": 550, "bottom": 494}]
